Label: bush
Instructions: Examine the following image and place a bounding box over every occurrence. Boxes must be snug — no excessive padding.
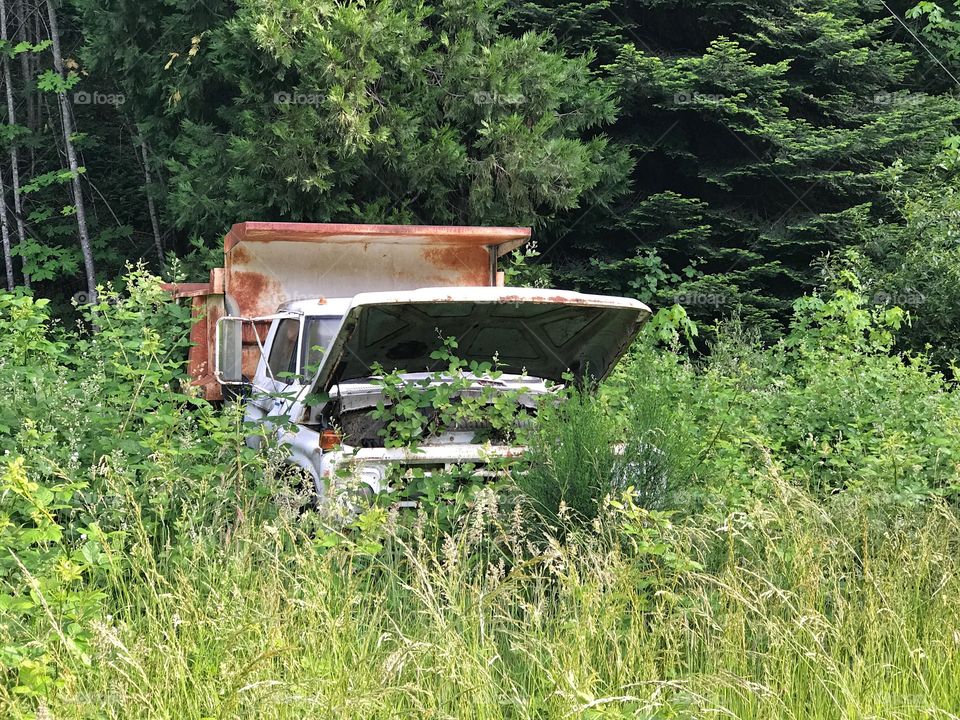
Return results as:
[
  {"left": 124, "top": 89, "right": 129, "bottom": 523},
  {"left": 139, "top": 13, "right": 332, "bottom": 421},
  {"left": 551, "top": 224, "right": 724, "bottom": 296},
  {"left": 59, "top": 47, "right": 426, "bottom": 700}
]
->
[
  {"left": 606, "top": 281, "right": 960, "bottom": 515},
  {"left": 519, "top": 388, "right": 625, "bottom": 522},
  {"left": 0, "top": 271, "right": 274, "bottom": 703},
  {"left": 519, "top": 382, "right": 694, "bottom": 523},
  {"left": 860, "top": 166, "right": 960, "bottom": 370}
]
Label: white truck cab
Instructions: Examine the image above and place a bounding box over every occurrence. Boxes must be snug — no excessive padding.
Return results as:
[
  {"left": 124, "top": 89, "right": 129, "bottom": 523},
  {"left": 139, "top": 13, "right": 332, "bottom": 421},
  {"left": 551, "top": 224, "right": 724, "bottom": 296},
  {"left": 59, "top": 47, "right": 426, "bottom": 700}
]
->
[{"left": 216, "top": 287, "right": 651, "bottom": 503}]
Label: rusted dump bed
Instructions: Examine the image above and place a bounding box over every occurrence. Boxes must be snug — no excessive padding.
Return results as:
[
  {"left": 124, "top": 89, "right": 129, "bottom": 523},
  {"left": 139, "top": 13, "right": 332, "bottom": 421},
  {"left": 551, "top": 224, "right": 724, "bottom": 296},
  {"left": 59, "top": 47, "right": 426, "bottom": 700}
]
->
[{"left": 165, "top": 222, "right": 531, "bottom": 400}]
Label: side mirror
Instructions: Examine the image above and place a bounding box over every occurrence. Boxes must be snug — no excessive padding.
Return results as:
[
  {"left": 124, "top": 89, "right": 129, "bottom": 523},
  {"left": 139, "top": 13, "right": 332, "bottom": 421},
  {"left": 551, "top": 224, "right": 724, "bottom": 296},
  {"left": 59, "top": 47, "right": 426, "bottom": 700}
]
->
[{"left": 215, "top": 316, "right": 246, "bottom": 384}]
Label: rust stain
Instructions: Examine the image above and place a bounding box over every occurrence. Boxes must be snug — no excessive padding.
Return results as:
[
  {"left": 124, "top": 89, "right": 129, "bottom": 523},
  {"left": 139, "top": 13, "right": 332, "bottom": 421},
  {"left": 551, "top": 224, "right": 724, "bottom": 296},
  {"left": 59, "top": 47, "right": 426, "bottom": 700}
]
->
[
  {"left": 229, "top": 221, "right": 530, "bottom": 248},
  {"left": 210, "top": 267, "right": 225, "bottom": 294},
  {"left": 241, "top": 320, "right": 270, "bottom": 345},
  {"left": 229, "top": 270, "right": 284, "bottom": 317},
  {"left": 182, "top": 295, "right": 225, "bottom": 401},
  {"left": 420, "top": 244, "right": 489, "bottom": 286},
  {"left": 240, "top": 319, "right": 271, "bottom": 382},
  {"left": 160, "top": 282, "right": 212, "bottom": 299},
  {"left": 174, "top": 272, "right": 277, "bottom": 398},
  {"left": 497, "top": 294, "right": 598, "bottom": 305},
  {"left": 241, "top": 348, "right": 260, "bottom": 382},
  {"left": 185, "top": 296, "right": 207, "bottom": 384},
  {"left": 229, "top": 244, "right": 251, "bottom": 264}
]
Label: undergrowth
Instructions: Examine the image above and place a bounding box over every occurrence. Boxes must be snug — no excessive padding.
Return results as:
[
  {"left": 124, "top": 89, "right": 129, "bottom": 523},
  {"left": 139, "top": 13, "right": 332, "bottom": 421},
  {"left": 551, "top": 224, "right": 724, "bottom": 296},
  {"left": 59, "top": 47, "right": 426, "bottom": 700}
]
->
[{"left": 2, "top": 271, "right": 960, "bottom": 718}]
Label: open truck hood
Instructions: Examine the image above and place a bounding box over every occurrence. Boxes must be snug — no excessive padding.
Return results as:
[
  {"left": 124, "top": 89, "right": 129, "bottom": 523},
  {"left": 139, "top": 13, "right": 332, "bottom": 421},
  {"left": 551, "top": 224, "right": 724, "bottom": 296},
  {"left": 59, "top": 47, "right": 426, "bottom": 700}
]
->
[{"left": 309, "top": 287, "right": 651, "bottom": 394}]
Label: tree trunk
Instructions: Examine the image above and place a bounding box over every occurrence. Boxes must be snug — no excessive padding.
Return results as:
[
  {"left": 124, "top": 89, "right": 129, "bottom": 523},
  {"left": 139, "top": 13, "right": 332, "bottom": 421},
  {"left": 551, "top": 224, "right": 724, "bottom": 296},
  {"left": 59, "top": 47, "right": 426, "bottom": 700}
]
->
[
  {"left": 46, "top": 0, "right": 95, "bottom": 298},
  {"left": 138, "top": 136, "right": 164, "bottom": 270},
  {"left": 0, "top": 163, "right": 13, "bottom": 290},
  {"left": 3, "top": 0, "right": 29, "bottom": 287},
  {"left": 30, "top": 5, "right": 39, "bottom": 175},
  {"left": 15, "top": 0, "right": 33, "bottom": 132}
]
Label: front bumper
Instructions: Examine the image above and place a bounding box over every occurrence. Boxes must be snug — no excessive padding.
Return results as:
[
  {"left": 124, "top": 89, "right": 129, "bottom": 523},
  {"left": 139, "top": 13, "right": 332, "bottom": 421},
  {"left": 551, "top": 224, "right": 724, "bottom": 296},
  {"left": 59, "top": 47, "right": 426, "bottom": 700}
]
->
[{"left": 317, "top": 443, "right": 527, "bottom": 495}]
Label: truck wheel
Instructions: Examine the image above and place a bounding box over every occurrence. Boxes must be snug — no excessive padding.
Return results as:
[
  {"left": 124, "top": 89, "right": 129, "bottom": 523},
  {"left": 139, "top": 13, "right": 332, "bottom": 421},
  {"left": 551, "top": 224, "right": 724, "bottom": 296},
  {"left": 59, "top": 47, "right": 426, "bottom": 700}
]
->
[{"left": 274, "top": 464, "right": 319, "bottom": 518}]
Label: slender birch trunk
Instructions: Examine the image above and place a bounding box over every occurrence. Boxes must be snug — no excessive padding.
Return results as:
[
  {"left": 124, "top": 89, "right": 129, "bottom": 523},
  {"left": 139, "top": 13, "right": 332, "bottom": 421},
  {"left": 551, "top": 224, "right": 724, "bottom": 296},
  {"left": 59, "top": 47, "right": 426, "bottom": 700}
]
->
[
  {"left": 0, "top": 163, "right": 13, "bottom": 290},
  {"left": 46, "top": 0, "right": 95, "bottom": 298},
  {"left": 138, "top": 136, "right": 164, "bottom": 269},
  {"left": 3, "top": 0, "right": 28, "bottom": 286}
]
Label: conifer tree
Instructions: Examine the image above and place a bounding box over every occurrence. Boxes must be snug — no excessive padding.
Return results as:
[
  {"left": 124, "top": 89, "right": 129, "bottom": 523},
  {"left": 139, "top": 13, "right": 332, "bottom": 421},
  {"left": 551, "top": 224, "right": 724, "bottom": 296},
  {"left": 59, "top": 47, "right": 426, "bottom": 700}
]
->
[
  {"left": 508, "top": 0, "right": 960, "bottom": 333},
  {"left": 74, "top": 0, "right": 630, "bottom": 246}
]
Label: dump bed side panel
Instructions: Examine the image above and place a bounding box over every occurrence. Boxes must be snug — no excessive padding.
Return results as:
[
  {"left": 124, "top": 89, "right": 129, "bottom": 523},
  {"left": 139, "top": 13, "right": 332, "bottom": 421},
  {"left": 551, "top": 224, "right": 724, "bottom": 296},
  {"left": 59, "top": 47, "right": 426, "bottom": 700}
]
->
[{"left": 226, "top": 239, "right": 494, "bottom": 318}]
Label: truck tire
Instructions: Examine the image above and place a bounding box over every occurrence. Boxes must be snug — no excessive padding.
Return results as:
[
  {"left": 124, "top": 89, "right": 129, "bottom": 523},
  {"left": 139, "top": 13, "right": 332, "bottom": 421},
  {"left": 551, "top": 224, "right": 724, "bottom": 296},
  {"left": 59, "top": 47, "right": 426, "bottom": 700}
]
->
[{"left": 274, "top": 463, "right": 320, "bottom": 518}]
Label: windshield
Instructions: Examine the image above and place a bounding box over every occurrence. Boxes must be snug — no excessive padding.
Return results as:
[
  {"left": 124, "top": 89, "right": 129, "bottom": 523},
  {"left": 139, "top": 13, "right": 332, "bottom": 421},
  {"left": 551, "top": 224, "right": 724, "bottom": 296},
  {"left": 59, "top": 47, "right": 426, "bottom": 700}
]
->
[{"left": 301, "top": 316, "right": 342, "bottom": 379}]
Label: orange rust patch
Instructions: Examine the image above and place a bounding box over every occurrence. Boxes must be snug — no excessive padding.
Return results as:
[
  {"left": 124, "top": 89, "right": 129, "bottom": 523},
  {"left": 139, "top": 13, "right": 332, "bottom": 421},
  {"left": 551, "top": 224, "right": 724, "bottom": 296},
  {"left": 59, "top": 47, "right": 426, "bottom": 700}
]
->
[
  {"left": 241, "top": 320, "right": 271, "bottom": 344},
  {"left": 228, "top": 270, "right": 284, "bottom": 317},
  {"left": 229, "top": 244, "right": 252, "bottom": 265},
  {"left": 498, "top": 294, "right": 596, "bottom": 304},
  {"left": 229, "top": 221, "right": 530, "bottom": 247},
  {"left": 161, "top": 282, "right": 212, "bottom": 299},
  {"left": 421, "top": 244, "right": 490, "bottom": 286},
  {"left": 241, "top": 347, "right": 261, "bottom": 381}
]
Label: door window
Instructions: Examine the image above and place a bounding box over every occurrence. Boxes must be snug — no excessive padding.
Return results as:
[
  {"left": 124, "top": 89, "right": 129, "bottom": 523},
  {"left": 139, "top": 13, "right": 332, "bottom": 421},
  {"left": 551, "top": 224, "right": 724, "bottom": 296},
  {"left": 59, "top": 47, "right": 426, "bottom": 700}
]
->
[{"left": 267, "top": 319, "right": 301, "bottom": 383}]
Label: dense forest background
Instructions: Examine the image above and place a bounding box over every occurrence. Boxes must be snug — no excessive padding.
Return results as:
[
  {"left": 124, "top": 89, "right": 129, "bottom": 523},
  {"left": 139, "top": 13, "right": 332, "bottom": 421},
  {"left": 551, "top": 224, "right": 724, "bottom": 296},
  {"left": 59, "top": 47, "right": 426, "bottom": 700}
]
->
[{"left": 4, "top": 0, "right": 960, "bottom": 358}]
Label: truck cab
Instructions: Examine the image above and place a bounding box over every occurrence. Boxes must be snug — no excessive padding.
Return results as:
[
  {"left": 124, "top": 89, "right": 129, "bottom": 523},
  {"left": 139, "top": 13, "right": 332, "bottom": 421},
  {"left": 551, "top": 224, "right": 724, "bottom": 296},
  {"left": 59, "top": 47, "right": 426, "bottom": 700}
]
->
[{"left": 240, "top": 298, "right": 348, "bottom": 428}]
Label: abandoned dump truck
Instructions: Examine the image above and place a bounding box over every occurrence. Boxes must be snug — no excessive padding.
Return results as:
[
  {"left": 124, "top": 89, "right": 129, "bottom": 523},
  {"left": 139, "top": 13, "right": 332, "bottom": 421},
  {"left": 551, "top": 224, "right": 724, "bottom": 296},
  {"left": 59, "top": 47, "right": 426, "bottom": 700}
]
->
[{"left": 166, "top": 222, "right": 652, "bottom": 502}]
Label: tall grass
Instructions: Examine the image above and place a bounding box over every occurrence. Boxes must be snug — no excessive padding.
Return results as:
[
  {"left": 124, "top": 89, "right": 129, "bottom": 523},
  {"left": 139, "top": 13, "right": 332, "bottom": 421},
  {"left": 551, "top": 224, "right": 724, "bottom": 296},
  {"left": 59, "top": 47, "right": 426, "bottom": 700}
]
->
[{"left": 29, "top": 478, "right": 959, "bottom": 720}]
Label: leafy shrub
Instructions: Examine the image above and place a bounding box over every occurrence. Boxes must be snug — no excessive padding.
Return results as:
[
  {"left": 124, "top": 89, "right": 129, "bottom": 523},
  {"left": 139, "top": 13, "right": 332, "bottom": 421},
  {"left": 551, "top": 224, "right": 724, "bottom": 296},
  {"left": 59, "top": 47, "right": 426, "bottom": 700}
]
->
[
  {"left": 860, "top": 162, "right": 960, "bottom": 370},
  {"left": 518, "top": 386, "right": 686, "bottom": 523},
  {"left": 610, "top": 279, "right": 960, "bottom": 515},
  {"left": 518, "top": 388, "right": 622, "bottom": 522},
  {"left": 0, "top": 271, "right": 272, "bottom": 703},
  {"left": 368, "top": 337, "right": 528, "bottom": 450},
  {"left": 0, "top": 456, "right": 105, "bottom": 698}
]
